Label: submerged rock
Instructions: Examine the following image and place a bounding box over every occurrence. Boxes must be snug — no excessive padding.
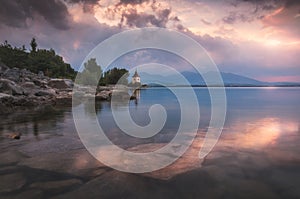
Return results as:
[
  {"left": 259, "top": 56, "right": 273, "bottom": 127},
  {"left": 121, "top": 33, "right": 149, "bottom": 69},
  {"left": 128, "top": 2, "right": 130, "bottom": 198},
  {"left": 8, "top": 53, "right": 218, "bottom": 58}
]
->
[
  {"left": 0, "top": 173, "right": 26, "bottom": 193},
  {"left": 8, "top": 132, "right": 21, "bottom": 140},
  {"left": 29, "top": 179, "right": 82, "bottom": 190}
]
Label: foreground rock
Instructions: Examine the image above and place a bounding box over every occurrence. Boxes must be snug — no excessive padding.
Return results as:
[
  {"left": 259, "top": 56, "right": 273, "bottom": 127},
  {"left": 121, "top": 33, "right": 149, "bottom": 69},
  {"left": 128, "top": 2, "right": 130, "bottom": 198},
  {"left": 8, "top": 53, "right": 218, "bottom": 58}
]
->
[{"left": 0, "top": 173, "right": 26, "bottom": 193}]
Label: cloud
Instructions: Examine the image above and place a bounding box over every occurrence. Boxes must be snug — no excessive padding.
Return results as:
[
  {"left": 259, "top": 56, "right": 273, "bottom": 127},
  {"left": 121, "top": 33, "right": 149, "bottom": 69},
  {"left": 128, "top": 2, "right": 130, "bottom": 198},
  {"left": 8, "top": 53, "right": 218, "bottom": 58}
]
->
[
  {"left": 261, "top": 2, "right": 300, "bottom": 39},
  {"left": 0, "top": 0, "right": 71, "bottom": 30},
  {"left": 64, "top": 0, "right": 100, "bottom": 12},
  {"left": 223, "top": 11, "right": 251, "bottom": 24},
  {"left": 0, "top": 0, "right": 298, "bottom": 82},
  {"left": 120, "top": 8, "right": 171, "bottom": 28},
  {"left": 118, "top": 0, "right": 149, "bottom": 5},
  {"left": 0, "top": 2, "right": 120, "bottom": 69},
  {"left": 94, "top": 0, "right": 181, "bottom": 29}
]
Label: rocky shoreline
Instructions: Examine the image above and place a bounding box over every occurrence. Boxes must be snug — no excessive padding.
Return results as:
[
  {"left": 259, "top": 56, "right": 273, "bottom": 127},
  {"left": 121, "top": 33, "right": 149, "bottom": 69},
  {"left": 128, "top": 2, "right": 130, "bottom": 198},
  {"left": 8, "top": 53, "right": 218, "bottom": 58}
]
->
[{"left": 0, "top": 64, "right": 122, "bottom": 114}]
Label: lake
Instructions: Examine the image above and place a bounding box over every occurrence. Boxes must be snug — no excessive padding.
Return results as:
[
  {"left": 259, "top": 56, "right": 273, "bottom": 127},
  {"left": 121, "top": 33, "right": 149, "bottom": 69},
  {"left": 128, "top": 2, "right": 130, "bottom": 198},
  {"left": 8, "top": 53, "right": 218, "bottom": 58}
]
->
[{"left": 0, "top": 87, "right": 300, "bottom": 198}]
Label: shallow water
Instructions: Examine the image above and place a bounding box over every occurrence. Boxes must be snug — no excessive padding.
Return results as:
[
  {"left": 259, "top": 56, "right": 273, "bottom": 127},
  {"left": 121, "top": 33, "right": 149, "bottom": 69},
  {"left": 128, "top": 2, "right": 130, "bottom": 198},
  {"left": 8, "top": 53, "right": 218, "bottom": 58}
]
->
[{"left": 0, "top": 88, "right": 300, "bottom": 198}]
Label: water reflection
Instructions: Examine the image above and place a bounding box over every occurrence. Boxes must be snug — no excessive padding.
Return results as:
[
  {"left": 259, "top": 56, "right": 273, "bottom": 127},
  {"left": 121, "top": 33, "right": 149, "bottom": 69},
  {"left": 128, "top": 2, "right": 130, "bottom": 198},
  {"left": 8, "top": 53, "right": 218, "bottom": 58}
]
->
[{"left": 0, "top": 105, "right": 71, "bottom": 139}]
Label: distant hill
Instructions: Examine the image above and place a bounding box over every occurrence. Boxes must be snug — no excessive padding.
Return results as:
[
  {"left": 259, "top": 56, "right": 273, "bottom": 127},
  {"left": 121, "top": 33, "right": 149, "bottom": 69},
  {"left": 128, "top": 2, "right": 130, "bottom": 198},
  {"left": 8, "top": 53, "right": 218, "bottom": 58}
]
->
[{"left": 139, "top": 71, "right": 300, "bottom": 87}]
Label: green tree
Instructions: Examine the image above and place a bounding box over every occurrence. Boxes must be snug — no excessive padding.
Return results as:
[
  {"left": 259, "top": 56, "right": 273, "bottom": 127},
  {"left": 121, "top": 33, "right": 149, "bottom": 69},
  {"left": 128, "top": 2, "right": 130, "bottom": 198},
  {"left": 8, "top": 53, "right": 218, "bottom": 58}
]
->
[
  {"left": 77, "top": 58, "right": 102, "bottom": 85},
  {"left": 103, "top": 68, "right": 129, "bottom": 85},
  {"left": 30, "top": 38, "right": 37, "bottom": 53}
]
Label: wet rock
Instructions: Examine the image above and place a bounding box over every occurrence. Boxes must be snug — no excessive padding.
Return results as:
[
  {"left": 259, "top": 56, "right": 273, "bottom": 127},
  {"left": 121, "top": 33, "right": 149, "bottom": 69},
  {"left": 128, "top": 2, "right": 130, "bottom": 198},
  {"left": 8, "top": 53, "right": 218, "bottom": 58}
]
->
[
  {"left": 20, "top": 137, "right": 84, "bottom": 156},
  {"left": 220, "top": 179, "right": 279, "bottom": 199},
  {"left": 1, "top": 189, "right": 43, "bottom": 199},
  {"left": 130, "top": 95, "right": 136, "bottom": 100},
  {"left": 0, "top": 93, "right": 14, "bottom": 113},
  {"left": 95, "top": 90, "right": 112, "bottom": 100},
  {"left": 0, "top": 173, "right": 26, "bottom": 193},
  {"left": 55, "top": 92, "right": 72, "bottom": 105},
  {"left": 8, "top": 132, "right": 21, "bottom": 140},
  {"left": 30, "top": 179, "right": 82, "bottom": 190},
  {"left": 0, "top": 150, "right": 28, "bottom": 166},
  {"left": 53, "top": 170, "right": 175, "bottom": 199},
  {"left": 18, "top": 149, "right": 104, "bottom": 176}
]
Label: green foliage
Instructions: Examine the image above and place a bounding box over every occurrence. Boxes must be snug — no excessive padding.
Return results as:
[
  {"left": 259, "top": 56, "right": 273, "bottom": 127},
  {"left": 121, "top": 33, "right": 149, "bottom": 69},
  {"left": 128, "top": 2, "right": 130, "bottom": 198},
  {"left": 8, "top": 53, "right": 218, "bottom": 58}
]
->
[
  {"left": 77, "top": 59, "right": 129, "bottom": 86},
  {"left": 77, "top": 58, "right": 102, "bottom": 85},
  {"left": 0, "top": 39, "right": 76, "bottom": 79},
  {"left": 30, "top": 38, "right": 37, "bottom": 53},
  {"left": 103, "top": 68, "right": 129, "bottom": 85}
]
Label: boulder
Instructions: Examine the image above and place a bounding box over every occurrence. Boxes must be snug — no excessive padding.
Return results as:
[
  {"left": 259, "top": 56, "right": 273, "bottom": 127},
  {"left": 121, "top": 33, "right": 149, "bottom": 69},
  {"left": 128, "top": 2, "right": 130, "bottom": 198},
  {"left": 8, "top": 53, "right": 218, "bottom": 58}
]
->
[
  {"left": 48, "top": 79, "right": 73, "bottom": 89},
  {"left": 95, "top": 90, "right": 112, "bottom": 100},
  {"left": 0, "top": 92, "right": 12, "bottom": 99},
  {"left": 33, "top": 79, "right": 48, "bottom": 87},
  {"left": 38, "top": 71, "right": 44, "bottom": 77},
  {"left": 0, "top": 78, "right": 23, "bottom": 95},
  {"left": 35, "top": 89, "right": 56, "bottom": 97},
  {"left": 3, "top": 68, "right": 21, "bottom": 82},
  {"left": 21, "top": 82, "right": 36, "bottom": 89}
]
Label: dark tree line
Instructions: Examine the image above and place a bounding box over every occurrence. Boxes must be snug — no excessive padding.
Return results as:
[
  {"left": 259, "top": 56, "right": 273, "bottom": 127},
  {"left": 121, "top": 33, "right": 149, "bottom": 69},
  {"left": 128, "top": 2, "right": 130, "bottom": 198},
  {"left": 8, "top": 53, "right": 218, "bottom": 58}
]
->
[{"left": 0, "top": 39, "right": 76, "bottom": 79}]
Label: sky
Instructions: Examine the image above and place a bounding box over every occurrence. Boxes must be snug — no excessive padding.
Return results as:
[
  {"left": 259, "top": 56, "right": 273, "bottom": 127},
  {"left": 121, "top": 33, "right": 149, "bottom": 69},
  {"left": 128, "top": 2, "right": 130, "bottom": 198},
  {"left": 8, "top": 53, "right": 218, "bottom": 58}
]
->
[{"left": 0, "top": 0, "right": 299, "bottom": 82}]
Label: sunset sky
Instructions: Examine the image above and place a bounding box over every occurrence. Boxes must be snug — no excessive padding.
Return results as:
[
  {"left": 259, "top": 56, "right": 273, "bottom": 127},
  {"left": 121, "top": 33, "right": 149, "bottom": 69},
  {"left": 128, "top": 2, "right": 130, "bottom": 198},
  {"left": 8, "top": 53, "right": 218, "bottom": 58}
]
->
[{"left": 0, "top": 0, "right": 299, "bottom": 82}]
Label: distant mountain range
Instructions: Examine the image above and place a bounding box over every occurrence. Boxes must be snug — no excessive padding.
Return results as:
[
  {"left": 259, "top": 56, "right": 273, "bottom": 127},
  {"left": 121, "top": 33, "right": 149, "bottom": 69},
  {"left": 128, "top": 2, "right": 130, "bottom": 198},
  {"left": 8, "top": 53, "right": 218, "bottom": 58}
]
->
[{"left": 139, "top": 71, "right": 300, "bottom": 87}]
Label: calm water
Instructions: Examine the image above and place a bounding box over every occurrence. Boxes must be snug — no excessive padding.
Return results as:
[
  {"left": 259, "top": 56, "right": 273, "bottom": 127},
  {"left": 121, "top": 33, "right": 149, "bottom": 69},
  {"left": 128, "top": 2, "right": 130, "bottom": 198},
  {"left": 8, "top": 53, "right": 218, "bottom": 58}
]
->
[{"left": 0, "top": 87, "right": 300, "bottom": 198}]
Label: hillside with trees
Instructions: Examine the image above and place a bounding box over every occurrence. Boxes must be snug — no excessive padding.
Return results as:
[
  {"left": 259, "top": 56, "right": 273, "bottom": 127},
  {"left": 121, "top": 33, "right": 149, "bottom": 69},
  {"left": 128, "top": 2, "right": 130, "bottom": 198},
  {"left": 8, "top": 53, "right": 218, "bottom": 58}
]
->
[
  {"left": 0, "top": 39, "right": 130, "bottom": 85},
  {"left": 0, "top": 38, "right": 76, "bottom": 79}
]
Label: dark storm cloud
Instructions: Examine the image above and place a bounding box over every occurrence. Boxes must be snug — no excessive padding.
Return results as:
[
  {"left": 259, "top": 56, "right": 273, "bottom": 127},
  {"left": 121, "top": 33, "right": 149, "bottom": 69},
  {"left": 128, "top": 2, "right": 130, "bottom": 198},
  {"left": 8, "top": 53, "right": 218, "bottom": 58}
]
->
[
  {"left": 0, "top": 0, "right": 71, "bottom": 30},
  {"left": 223, "top": 12, "right": 251, "bottom": 24},
  {"left": 221, "top": 0, "right": 285, "bottom": 24},
  {"left": 63, "top": 0, "right": 99, "bottom": 12},
  {"left": 119, "top": 0, "right": 149, "bottom": 5},
  {"left": 107, "top": 0, "right": 179, "bottom": 28},
  {"left": 64, "top": 0, "right": 98, "bottom": 3},
  {"left": 120, "top": 8, "right": 171, "bottom": 28},
  {"left": 233, "top": 0, "right": 300, "bottom": 10}
]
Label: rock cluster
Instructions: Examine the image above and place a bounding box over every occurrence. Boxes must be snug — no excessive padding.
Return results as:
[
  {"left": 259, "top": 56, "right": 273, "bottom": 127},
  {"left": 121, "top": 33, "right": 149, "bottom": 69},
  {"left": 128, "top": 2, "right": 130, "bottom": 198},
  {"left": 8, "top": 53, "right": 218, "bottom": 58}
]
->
[
  {"left": 0, "top": 63, "right": 113, "bottom": 114},
  {"left": 0, "top": 63, "right": 138, "bottom": 114}
]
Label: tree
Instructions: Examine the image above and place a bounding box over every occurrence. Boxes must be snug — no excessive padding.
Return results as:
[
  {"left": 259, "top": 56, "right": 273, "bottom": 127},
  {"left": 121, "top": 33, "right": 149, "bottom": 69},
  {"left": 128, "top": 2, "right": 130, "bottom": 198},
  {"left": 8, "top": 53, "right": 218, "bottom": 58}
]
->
[
  {"left": 30, "top": 38, "right": 37, "bottom": 53},
  {"left": 77, "top": 58, "right": 102, "bottom": 85},
  {"left": 103, "top": 68, "right": 129, "bottom": 85}
]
